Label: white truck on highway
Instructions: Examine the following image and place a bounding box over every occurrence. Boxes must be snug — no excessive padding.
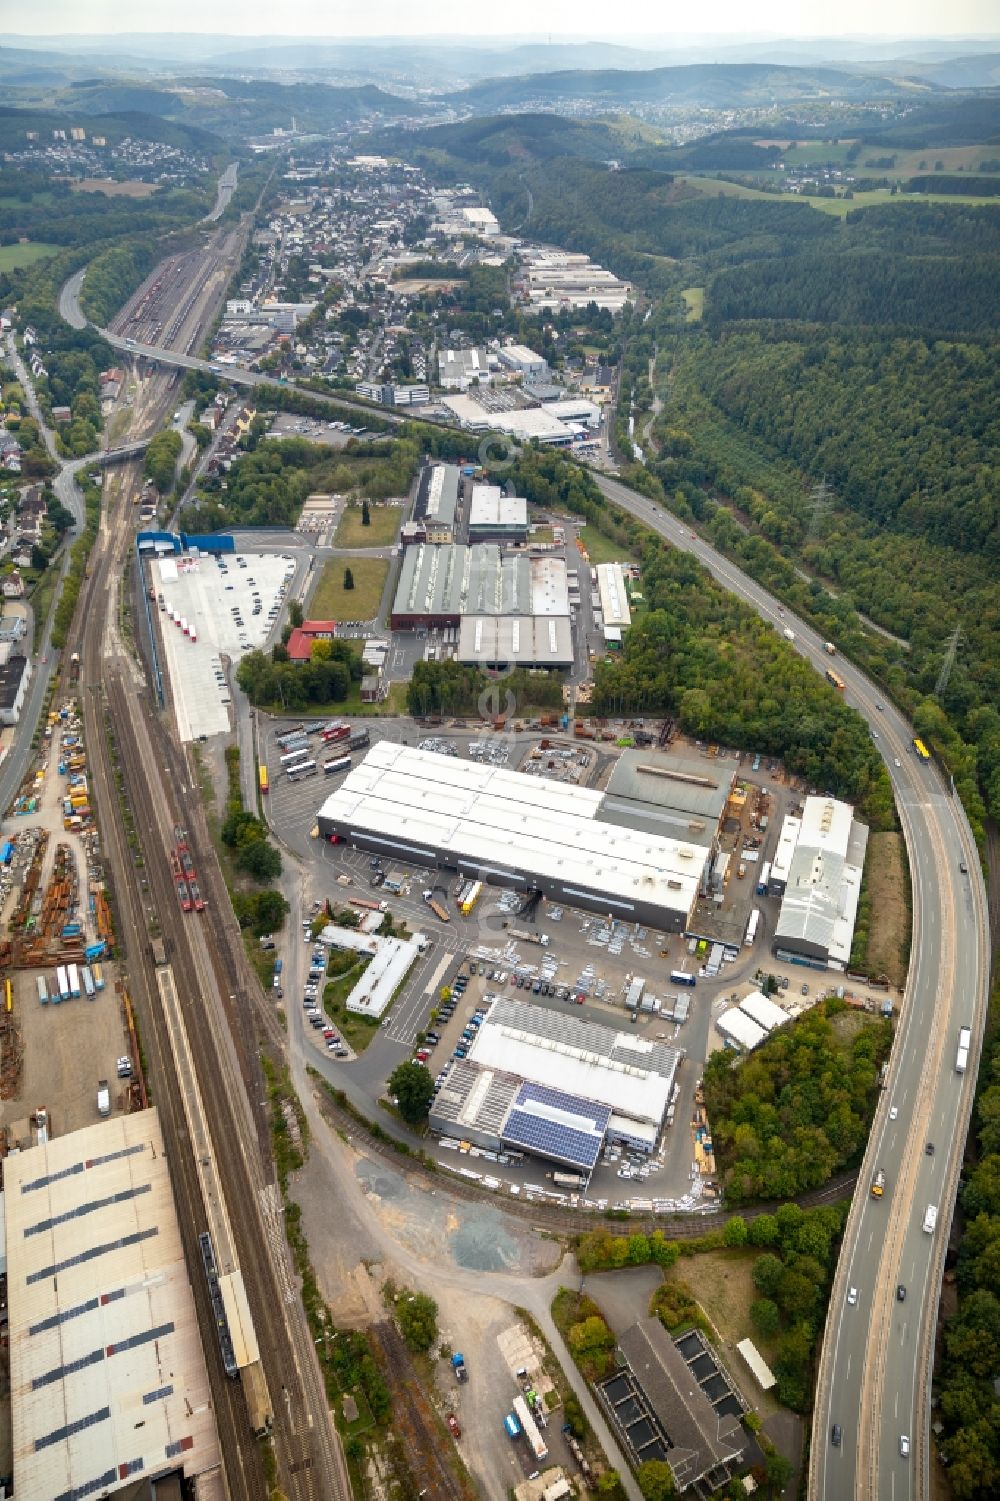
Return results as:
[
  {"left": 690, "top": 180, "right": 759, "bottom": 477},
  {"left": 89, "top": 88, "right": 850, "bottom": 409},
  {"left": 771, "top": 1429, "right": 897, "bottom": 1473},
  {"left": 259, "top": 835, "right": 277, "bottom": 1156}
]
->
[
  {"left": 922, "top": 1204, "right": 938, "bottom": 1234},
  {"left": 782, "top": 626, "right": 796, "bottom": 642},
  {"left": 956, "top": 1026, "right": 971, "bottom": 1074}
]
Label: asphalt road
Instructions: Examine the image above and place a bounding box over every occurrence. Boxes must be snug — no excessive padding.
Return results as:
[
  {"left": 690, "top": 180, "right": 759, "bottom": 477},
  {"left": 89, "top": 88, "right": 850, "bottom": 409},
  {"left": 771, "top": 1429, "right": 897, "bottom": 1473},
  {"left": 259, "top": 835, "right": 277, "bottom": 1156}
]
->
[
  {"left": 591, "top": 475, "right": 989, "bottom": 1501},
  {"left": 205, "top": 162, "right": 239, "bottom": 224}
]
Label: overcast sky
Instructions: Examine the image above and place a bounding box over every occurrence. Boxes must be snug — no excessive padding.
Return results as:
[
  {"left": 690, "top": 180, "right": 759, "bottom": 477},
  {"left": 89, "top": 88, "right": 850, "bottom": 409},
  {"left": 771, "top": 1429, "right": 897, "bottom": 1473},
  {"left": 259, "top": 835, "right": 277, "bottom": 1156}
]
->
[{"left": 11, "top": 1, "right": 1000, "bottom": 39}]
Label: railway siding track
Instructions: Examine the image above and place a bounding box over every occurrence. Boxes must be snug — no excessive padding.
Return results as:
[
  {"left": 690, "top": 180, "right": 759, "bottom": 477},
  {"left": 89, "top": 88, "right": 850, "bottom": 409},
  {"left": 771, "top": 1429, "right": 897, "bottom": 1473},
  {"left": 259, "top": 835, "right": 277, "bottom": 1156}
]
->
[
  {"left": 105, "top": 672, "right": 337, "bottom": 1501},
  {"left": 68, "top": 423, "right": 346, "bottom": 1497},
  {"left": 370, "top": 1322, "right": 473, "bottom": 1501}
]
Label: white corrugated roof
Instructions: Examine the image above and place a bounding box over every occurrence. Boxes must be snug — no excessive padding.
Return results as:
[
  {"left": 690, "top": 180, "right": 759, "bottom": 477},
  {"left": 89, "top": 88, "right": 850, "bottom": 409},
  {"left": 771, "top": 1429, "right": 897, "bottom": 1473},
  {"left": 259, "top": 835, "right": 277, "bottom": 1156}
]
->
[
  {"left": 717, "top": 1008, "right": 768, "bottom": 1051},
  {"left": 738, "top": 991, "right": 789, "bottom": 1032},
  {"left": 737, "top": 1338, "right": 777, "bottom": 1390},
  {"left": 319, "top": 742, "right": 702, "bottom": 920},
  {"left": 471, "top": 1021, "right": 675, "bottom": 1127},
  {"left": 596, "top": 562, "right": 632, "bottom": 628},
  {"left": 5, "top": 1109, "right": 221, "bottom": 1499},
  {"left": 770, "top": 814, "right": 801, "bottom": 885}
]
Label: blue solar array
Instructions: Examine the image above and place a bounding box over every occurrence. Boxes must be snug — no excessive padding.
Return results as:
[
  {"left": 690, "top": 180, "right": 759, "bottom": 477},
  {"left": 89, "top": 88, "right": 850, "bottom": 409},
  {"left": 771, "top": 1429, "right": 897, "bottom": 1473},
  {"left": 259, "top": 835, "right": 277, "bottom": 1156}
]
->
[
  {"left": 515, "top": 1080, "right": 612, "bottom": 1131},
  {"left": 503, "top": 1109, "right": 603, "bottom": 1170}
]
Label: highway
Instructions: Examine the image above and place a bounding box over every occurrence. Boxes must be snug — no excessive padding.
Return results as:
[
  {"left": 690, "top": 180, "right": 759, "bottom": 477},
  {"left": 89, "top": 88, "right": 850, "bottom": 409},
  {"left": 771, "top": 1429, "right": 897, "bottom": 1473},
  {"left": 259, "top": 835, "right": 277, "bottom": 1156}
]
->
[{"left": 590, "top": 475, "right": 989, "bottom": 1501}]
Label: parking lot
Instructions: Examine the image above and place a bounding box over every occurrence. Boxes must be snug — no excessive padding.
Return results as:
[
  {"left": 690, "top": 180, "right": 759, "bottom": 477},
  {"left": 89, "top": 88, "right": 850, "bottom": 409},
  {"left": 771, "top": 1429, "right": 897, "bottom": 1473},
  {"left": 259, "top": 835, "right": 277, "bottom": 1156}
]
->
[
  {"left": 261, "top": 713, "right": 864, "bottom": 1208},
  {"left": 153, "top": 548, "right": 297, "bottom": 739}
]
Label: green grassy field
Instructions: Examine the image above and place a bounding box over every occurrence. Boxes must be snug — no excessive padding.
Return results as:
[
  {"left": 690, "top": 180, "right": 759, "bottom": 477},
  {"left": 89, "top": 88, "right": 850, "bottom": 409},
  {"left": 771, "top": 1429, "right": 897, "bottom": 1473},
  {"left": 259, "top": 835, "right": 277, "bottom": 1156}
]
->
[
  {"left": 681, "top": 286, "right": 705, "bottom": 322},
  {"left": 875, "top": 144, "right": 1000, "bottom": 176},
  {"left": 333, "top": 502, "right": 401, "bottom": 549},
  {"left": 767, "top": 139, "right": 854, "bottom": 167},
  {"left": 307, "top": 556, "right": 388, "bottom": 623},
  {"left": 680, "top": 174, "right": 1000, "bottom": 217},
  {"left": 0, "top": 242, "right": 60, "bottom": 271},
  {"left": 578, "top": 526, "right": 636, "bottom": 566}
]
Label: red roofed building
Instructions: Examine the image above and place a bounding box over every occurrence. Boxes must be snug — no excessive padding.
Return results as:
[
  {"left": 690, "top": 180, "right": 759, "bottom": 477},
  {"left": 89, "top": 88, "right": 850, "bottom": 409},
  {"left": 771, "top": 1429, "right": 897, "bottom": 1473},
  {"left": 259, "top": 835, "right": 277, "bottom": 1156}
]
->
[{"left": 287, "top": 620, "right": 337, "bottom": 662}]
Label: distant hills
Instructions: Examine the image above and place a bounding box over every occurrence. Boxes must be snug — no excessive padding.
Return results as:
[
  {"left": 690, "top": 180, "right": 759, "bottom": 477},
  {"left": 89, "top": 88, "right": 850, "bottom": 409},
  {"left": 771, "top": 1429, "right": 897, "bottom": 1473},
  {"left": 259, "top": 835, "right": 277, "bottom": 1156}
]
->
[
  {"left": 450, "top": 62, "right": 943, "bottom": 113},
  {"left": 0, "top": 72, "right": 420, "bottom": 141},
  {"left": 3, "top": 31, "right": 1000, "bottom": 88},
  {"left": 1, "top": 37, "right": 998, "bottom": 148}
]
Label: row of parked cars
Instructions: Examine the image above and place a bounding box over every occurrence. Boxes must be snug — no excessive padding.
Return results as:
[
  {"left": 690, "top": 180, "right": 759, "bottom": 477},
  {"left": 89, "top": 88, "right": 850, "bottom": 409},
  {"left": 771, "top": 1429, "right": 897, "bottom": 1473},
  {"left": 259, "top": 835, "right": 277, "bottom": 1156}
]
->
[
  {"left": 303, "top": 945, "right": 348, "bottom": 1056},
  {"left": 469, "top": 959, "right": 585, "bottom": 1004},
  {"left": 413, "top": 970, "right": 469, "bottom": 1064}
]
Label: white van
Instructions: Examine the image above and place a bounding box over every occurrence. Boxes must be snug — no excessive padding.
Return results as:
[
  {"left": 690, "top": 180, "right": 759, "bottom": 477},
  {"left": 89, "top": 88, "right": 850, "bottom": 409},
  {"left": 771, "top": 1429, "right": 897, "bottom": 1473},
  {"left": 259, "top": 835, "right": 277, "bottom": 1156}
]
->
[{"left": 922, "top": 1204, "right": 938, "bottom": 1234}]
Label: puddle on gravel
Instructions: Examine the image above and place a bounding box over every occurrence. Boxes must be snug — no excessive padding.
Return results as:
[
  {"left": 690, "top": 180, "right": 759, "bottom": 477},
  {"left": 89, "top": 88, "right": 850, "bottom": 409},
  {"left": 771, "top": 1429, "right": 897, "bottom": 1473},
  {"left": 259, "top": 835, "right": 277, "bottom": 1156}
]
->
[
  {"left": 355, "top": 1157, "right": 525, "bottom": 1272},
  {"left": 356, "top": 1160, "right": 406, "bottom": 1201},
  {"left": 450, "top": 1209, "right": 520, "bottom": 1272}
]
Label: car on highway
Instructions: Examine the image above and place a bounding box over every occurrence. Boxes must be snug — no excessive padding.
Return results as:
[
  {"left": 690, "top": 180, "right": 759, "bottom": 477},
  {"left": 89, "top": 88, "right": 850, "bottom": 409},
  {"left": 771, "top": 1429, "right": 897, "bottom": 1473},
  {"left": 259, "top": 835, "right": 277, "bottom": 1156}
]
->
[
  {"left": 926, "top": 1141, "right": 935, "bottom": 1155},
  {"left": 876, "top": 702, "right": 884, "bottom": 711},
  {"left": 894, "top": 758, "right": 901, "bottom": 767},
  {"left": 831, "top": 1424, "right": 842, "bottom": 1447},
  {"left": 899, "top": 1435, "right": 910, "bottom": 1458},
  {"left": 897, "top": 1284, "right": 906, "bottom": 1301},
  {"left": 847, "top": 1287, "right": 858, "bottom": 1306},
  {"left": 960, "top": 860, "right": 968, "bottom": 874},
  {"left": 889, "top": 1106, "right": 898, "bottom": 1120}
]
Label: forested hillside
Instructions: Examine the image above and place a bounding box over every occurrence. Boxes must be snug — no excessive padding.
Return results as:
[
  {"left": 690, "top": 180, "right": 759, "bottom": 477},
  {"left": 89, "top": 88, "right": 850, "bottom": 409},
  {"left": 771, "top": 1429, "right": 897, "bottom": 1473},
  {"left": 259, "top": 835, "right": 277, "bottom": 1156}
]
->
[
  {"left": 707, "top": 248, "right": 1000, "bottom": 333},
  {"left": 677, "top": 330, "right": 998, "bottom": 557}
]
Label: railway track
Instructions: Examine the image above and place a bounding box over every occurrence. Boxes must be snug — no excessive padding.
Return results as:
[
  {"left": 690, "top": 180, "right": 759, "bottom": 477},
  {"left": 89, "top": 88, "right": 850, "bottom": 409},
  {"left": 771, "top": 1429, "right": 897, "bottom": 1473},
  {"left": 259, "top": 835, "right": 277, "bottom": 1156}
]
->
[
  {"left": 370, "top": 1322, "right": 473, "bottom": 1501},
  {"left": 68, "top": 397, "right": 349, "bottom": 1495},
  {"left": 76, "top": 476, "right": 265, "bottom": 1501},
  {"left": 102, "top": 669, "right": 346, "bottom": 1501}
]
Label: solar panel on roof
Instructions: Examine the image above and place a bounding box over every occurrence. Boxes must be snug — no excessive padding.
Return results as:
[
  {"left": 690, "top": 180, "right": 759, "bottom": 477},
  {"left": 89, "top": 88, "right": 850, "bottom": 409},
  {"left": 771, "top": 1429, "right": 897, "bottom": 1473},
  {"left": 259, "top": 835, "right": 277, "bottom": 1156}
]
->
[
  {"left": 502, "top": 1109, "right": 603, "bottom": 1170},
  {"left": 516, "top": 1080, "right": 611, "bottom": 1130}
]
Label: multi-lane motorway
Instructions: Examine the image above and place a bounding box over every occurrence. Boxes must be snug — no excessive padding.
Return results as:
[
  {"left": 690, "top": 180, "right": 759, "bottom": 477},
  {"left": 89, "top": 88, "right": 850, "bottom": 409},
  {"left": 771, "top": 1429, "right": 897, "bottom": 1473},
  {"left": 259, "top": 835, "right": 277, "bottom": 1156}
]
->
[{"left": 590, "top": 475, "right": 989, "bottom": 1501}]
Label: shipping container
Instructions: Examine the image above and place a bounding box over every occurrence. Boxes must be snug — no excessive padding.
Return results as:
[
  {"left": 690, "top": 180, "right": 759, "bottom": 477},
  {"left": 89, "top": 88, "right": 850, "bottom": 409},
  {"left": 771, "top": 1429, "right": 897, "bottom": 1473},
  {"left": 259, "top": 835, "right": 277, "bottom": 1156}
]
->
[
  {"left": 81, "top": 966, "right": 96, "bottom": 1000},
  {"left": 36, "top": 975, "right": 48, "bottom": 1005},
  {"left": 56, "top": 965, "right": 70, "bottom": 1001},
  {"left": 67, "top": 963, "right": 81, "bottom": 998}
]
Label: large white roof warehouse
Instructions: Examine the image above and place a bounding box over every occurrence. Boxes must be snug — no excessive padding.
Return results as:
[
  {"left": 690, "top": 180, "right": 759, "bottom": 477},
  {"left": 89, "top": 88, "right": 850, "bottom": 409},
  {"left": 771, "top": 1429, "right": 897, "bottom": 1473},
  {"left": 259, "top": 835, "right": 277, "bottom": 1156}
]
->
[
  {"left": 318, "top": 742, "right": 705, "bottom": 929},
  {"left": 4, "top": 1109, "right": 222, "bottom": 1501}
]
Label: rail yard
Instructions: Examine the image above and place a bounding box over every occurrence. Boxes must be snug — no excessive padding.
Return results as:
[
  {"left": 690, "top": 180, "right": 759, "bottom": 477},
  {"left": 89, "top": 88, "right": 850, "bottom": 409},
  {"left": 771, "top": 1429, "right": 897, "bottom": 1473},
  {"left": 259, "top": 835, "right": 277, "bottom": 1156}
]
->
[{"left": 0, "top": 229, "right": 352, "bottom": 1498}]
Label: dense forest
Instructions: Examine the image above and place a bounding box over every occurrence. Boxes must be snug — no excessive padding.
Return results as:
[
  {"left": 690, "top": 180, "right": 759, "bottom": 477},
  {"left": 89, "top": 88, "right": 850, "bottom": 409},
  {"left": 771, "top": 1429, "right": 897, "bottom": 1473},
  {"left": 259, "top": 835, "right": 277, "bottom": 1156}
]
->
[
  {"left": 649, "top": 330, "right": 1000, "bottom": 825},
  {"left": 704, "top": 999, "right": 893, "bottom": 1203},
  {"left": 0, "top": 170, "right": 213, "bottom": 251},
  {"left": 674, "top": 330, "right": 998, "bottom": 557},
  {"left": 707, "top": 248, "right": 1000, "bottom": 333}
]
